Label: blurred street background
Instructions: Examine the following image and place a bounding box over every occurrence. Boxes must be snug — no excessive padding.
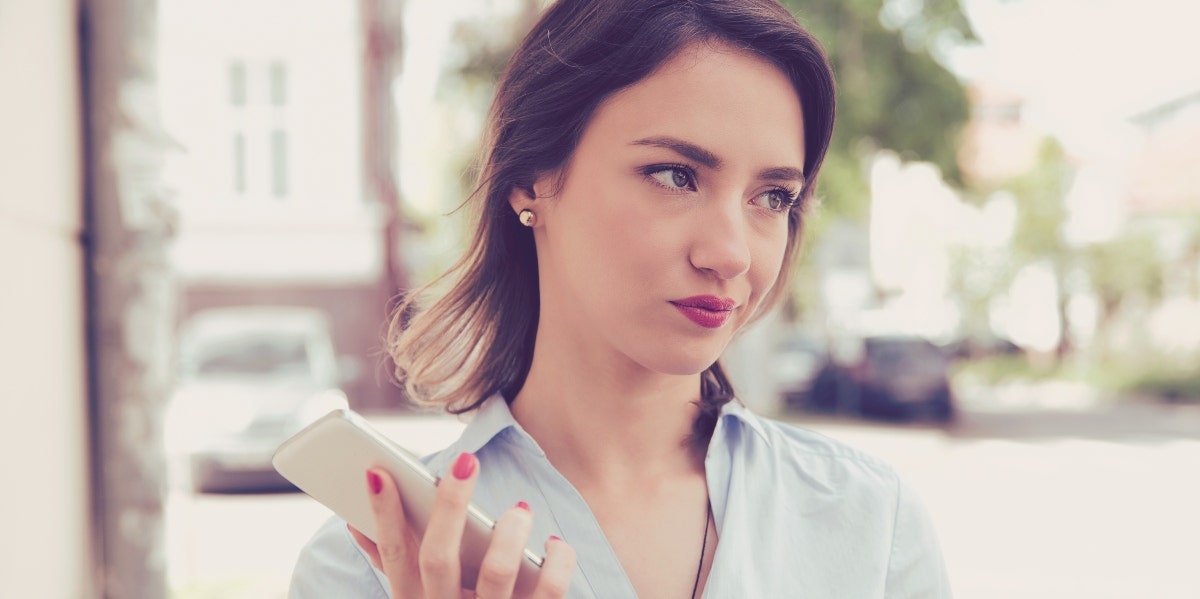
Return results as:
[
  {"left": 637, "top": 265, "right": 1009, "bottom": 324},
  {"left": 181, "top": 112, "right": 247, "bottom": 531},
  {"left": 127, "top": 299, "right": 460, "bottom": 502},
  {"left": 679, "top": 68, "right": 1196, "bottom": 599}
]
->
[
  {"left": 4, "top": 0, "right": 1200, "bottom": 597},
  {"left": 164, "top": 407, "right": 1200, "bottom": 599}
]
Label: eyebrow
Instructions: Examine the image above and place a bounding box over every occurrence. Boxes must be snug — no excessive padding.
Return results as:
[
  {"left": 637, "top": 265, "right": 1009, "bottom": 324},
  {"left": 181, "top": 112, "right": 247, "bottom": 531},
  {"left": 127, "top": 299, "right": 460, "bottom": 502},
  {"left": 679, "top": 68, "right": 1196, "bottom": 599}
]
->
[
  {"left": 632, "top": 136, "right": 723, "bottom": 169},
  {"left": 758, "top": 166, "right": 806, "bottom": 186},
  {"left": 630, "top": 135, "right": 806, "bottom": 186}
]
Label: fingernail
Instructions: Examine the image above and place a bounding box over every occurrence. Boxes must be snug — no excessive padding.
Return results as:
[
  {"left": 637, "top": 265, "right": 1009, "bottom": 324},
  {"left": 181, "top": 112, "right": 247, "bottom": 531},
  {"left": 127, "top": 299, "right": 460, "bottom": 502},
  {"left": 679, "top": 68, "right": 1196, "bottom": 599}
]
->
[
  {"left": 452, "top": 452, "right": 476, "bottom": 480},
  {"left": 367, "top": 470, "right": 382, "bottom": 495},
  {"left": 549, "top": 535, "right": 562, "bottom": 542},
  {"left": 516, "top": 501, "right": 530, "bottom": 511}
]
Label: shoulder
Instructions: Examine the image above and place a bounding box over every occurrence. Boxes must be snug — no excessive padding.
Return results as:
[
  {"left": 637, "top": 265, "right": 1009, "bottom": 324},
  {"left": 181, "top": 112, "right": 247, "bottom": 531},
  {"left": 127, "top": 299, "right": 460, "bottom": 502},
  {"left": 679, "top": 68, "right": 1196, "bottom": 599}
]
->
[
  {"left": 772, "top": 418, "right": 897, "bottom": 477},
  {"left": 715, "top": 409, "right": 952, "bottom": 596},
  {"left": 288, "top": 516, "right": 390, "bottom": 599},
  {"left": 726, "top": 409, "right": 953, "bottom": 596},
  {"left": 723, "top": 406, "right": 902, "bottom": 493}
]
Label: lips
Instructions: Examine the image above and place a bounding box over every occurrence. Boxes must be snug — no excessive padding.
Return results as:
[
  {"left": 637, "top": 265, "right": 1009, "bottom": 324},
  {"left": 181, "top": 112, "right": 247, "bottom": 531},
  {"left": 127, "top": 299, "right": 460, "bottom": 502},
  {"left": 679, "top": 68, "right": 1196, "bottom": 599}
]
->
[{"left": 670, "top": 295, "right": 737, "bottom": 329}]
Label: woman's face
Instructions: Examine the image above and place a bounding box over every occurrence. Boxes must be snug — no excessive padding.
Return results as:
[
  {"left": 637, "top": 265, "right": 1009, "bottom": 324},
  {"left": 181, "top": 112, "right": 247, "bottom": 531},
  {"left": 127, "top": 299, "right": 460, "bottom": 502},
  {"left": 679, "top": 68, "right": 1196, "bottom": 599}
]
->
[{"left": 523, "top": 42, "right": 807, "bottom": 377}]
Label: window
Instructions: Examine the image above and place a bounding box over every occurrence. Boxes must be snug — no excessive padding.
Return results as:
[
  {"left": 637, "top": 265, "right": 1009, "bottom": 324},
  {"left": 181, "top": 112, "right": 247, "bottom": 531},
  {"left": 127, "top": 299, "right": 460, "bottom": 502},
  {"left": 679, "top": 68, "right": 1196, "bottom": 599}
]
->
[
  {"left": 233, "top": 133, "right": 246, "bottom": 193},
  {"left": 227, "top": 60, "right": 290, "bottom": 198},
  {"left": 271, "top": 130, "right": 288, "bottom": 197},
  {"left": 231, "top": 60, "right": 247, "bottom": 194},
  {"left": 269, "top": 61, "right": 287, "bottom": 107},
  {"left": 229, "top": 61, "right": 247, "bottom": 106}
]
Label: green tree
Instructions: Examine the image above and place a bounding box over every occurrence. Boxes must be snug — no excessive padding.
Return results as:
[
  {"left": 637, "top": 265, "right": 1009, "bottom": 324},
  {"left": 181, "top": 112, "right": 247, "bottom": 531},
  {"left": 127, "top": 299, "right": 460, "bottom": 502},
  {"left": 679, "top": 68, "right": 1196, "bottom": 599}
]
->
[
  {"left": 782, "top": 0, "right": 974, "bottom": 218},
  {"left": 1080, "top": 229, "right": 1164, "bottom": 358},
  {"left": 1006, "top": 141, "right": 1072, "bottom": 262},
  {"left": 1000, "top": 139, "right": 1074, "bottom": 358},
  {"left": 778, "top": 0, "right": 974, "bottom": 323},
  {"left": 442, "top": 1, "right": 543, "bottom": 195}
]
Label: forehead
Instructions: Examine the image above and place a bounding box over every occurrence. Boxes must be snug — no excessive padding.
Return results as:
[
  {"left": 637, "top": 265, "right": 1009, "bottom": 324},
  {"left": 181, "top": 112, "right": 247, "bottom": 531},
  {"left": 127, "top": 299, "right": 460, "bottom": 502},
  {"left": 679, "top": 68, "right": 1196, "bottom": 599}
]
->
[{"left": 582, "top": 42, "right": 807, "bottom": 170}]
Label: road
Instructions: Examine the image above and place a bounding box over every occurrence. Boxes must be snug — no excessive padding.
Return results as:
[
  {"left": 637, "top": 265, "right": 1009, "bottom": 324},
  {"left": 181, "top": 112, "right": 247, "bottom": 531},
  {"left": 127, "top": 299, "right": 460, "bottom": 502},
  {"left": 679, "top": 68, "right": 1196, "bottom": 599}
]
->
[{"left": 165, "top": 397, "right": 1200, "bottom": 598}]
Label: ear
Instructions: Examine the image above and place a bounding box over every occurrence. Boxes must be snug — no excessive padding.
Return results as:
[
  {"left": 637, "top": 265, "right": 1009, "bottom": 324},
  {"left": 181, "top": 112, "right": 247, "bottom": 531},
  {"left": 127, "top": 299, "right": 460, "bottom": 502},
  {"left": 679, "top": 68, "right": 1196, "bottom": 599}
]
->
[
  {"left": 508, "top": 181, "right": 537, "bottom": 216},
  {"left": 507, "top": 173, "right": 556, "bottom": 216}
]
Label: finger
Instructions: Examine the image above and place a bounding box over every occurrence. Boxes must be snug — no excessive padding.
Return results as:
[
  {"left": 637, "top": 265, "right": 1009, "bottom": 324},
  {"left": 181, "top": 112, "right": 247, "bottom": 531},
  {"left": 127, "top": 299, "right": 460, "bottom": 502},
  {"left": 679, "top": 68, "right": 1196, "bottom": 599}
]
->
[
  {"left": 473, "top": 501, "right": 535, "bottom": 598},
  {"left": 419, "top": 451, "right": 478, "bottom": 599},
  {"left": 367, "top": 467, "right": 423, "bottom": 599},
  {"left": 530, "top": 536, "right": 575, "bottom": 599},
  {"left": 347, "top": 523, "right": 382, "bottom": 570}
]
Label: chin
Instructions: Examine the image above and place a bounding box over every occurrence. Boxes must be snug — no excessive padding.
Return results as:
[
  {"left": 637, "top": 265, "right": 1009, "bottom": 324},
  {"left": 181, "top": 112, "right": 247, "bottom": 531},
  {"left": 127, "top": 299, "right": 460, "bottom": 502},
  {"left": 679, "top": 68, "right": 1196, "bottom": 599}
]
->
[
  {"left": 616, "top": 322, "right": 734, "bottom": 376},
  {"left": 633, "top": 345, "right": 726, "bottom": 377}
]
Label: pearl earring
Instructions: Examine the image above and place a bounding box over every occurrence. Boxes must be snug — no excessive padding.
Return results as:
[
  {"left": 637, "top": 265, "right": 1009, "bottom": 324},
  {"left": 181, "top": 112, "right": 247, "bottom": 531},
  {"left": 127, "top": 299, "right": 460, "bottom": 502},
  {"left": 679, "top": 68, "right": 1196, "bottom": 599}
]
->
[{"left": 518, "top": 209, "right": 536, "bottom": 227}]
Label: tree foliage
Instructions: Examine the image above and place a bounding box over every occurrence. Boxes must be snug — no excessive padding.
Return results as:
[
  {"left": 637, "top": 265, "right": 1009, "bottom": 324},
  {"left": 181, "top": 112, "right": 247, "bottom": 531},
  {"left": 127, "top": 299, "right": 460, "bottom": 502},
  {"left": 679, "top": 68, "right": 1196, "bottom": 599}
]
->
[
  {"left": 1004, "top": 140, "right": 1072, "bottom": 264},
  {"left": 781, "top": 0, "right": 973, "bottom": 217},
  {"left": 1082, "top": 232, "right": 1164, "bottom": 317}
]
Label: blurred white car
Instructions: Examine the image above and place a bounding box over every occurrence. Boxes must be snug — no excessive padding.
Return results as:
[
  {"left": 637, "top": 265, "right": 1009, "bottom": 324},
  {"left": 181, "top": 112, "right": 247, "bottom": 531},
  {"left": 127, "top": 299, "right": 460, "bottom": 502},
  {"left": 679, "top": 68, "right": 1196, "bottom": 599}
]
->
[{"left": 166, "top": 306, "right": 352, "bottom": 493}]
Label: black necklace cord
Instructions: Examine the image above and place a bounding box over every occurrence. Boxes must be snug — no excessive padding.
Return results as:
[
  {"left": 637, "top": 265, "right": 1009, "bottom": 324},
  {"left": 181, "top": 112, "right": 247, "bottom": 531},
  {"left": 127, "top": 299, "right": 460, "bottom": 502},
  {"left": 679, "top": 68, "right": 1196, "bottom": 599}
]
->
[{"left": 691, "top": 499, "right": 712, "bottom": 599}]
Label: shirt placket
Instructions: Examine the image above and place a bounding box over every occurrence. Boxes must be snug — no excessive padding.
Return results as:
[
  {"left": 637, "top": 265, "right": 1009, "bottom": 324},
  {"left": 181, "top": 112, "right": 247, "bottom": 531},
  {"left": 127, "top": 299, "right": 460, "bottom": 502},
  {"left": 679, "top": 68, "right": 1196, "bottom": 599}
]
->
[{"left": 505, "top": 432, "right": 638, "bottom": 598}]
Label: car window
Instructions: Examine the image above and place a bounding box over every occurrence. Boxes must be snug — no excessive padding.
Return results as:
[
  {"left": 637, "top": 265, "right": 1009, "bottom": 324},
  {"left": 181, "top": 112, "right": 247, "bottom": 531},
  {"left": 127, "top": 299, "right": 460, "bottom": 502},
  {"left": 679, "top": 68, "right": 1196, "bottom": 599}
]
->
[
  {"left": 190, "top": 334, "right": 313, "bottom": 379},
  {"left": 866, "top": 339, "right": 945, "bottom": 371}
]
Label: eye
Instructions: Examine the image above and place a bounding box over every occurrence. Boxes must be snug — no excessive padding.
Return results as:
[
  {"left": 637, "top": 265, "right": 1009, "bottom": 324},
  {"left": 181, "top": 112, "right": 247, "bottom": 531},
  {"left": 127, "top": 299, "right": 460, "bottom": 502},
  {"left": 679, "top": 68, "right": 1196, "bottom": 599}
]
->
[
  {"left": 751, "top": 187, "right": 799, "bottom": 213},
  {"left": 645, "top": 165, "right": 696, "bottom": 192}
]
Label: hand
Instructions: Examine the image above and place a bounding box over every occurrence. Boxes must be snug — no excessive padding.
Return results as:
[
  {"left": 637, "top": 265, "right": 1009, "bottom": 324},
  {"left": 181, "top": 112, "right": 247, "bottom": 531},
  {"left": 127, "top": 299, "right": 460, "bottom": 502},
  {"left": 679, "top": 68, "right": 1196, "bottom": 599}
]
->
[{"left": 348, "top": 452, "right": 576, "bottom": 599}]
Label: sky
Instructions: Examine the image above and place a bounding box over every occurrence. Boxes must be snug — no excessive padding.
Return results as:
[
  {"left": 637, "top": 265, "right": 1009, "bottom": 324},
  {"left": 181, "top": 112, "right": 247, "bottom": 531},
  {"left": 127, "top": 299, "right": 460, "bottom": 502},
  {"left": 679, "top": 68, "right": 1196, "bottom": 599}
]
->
[{"left": 952, "top": 0, "right": 1200, "bottom": 127}]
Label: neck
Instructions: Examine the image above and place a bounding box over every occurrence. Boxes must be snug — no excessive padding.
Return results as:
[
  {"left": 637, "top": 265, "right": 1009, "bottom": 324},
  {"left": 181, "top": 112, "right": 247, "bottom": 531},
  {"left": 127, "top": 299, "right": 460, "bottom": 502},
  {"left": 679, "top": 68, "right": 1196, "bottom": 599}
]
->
[{"left": 509, "top": 329, "right": 707, "bottom": 489}]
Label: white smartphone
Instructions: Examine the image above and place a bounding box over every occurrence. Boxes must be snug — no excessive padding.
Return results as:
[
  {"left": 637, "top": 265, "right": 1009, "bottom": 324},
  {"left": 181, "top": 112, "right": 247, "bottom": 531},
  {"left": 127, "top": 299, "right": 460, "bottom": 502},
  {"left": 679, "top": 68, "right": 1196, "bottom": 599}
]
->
[{"left": 272, "top": 409, "right": 543, "bottom": 593}]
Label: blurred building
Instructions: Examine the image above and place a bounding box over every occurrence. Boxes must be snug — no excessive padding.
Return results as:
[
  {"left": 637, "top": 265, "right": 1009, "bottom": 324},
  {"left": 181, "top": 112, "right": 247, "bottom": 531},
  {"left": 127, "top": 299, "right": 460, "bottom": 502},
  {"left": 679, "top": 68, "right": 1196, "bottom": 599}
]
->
[
  {"left": 159, "top": 0, "right": 404, "bottom": 410},
  {"left": 1128, "top": 90, "right": 1200, "bottom": 217},
  {"left": 958, "top": 83, "right": 1042, "bottom": 188},
  {"left": 1125, "top": 89, "right": 1200, "bottom": 355},
  {"left": 957, "top": 72, "right": 1200, "bottom": 358}
]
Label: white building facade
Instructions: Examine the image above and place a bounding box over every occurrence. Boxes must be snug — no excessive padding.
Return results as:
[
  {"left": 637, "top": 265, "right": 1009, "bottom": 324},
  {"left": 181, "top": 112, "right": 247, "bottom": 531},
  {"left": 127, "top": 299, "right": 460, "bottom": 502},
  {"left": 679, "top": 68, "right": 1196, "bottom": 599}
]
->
[{"left": 158, "top": 0, "right": 402, "bottom": 409}]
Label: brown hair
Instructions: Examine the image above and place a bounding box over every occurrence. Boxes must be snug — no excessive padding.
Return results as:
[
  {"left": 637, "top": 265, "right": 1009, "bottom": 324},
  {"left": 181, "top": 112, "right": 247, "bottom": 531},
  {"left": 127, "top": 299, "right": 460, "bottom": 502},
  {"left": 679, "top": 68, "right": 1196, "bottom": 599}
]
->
[{"left": 387, "top": 0, "right": 836, "bottom": 447}]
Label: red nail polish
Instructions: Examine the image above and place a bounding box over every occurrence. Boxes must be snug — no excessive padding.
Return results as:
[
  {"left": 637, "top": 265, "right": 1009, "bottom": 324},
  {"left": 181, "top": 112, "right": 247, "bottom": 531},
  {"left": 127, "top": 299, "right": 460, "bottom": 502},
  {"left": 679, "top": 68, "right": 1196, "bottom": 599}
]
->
[
  {"left": 516, "top": 501, "right": 530, "bottom": 511},
  {"left": 367, "top": 470, "right": 382, "bottom": 495},
  {"left": 452, "top": 452, "right": 476, "bottom": 480},
  {"left": 549, "top": 535, "right": 562, "bottom": 542}
]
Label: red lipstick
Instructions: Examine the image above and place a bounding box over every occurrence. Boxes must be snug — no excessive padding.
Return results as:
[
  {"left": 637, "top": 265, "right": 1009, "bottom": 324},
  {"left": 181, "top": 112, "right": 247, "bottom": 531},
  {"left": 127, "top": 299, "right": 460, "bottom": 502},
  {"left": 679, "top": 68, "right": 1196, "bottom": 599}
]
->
[{"left": 670, "top": 295, "right": 736, "bottom": 329}]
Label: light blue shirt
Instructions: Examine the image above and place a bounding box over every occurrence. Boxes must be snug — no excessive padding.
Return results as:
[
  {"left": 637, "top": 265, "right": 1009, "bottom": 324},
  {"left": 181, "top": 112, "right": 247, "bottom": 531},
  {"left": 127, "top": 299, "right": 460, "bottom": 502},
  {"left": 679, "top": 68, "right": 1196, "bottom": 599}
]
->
[{"left": 289, "top": 395, "right": 951, "bottom": 597}]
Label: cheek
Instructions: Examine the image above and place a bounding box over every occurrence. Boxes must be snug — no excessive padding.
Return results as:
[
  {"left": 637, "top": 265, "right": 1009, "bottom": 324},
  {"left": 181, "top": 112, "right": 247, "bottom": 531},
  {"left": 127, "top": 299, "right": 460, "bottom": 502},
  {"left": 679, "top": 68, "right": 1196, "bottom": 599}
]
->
[
  {"left": 591, "top": 205, "right": 677, "bottom": 291},
  {"left": 749, "top": 228, "right": 791, "bottom": 301},
  {"left": 556, "top": 179, "right": 667, "bottom": 294}
]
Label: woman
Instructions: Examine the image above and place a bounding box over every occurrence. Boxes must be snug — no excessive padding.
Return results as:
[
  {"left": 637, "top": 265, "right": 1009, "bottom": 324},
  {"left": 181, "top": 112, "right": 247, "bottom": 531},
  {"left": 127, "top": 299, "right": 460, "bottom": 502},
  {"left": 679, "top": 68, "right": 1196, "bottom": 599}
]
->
[{"left": 290, "top": 0, "right": 950, "bottom": 597}]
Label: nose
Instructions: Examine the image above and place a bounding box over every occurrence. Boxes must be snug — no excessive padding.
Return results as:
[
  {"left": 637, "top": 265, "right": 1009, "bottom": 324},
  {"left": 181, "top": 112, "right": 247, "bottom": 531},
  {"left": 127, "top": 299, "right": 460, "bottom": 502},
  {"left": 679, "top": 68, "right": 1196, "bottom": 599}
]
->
[{"left": 688, "top": 200, "right": 751, "bottom": 280}]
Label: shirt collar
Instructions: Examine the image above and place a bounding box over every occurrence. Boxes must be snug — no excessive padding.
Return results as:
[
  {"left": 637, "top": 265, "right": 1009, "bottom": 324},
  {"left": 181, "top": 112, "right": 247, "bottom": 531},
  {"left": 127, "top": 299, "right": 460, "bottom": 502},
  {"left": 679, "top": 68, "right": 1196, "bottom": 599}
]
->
[
  {"left": 448, "top": 393, "right": 771, "bottom": 460},
  {"left": 715, "top": 398, "right": 771, "bottom": 446},
  {"left": 446, "top": 394, "right": 547, "bottom": 458}
]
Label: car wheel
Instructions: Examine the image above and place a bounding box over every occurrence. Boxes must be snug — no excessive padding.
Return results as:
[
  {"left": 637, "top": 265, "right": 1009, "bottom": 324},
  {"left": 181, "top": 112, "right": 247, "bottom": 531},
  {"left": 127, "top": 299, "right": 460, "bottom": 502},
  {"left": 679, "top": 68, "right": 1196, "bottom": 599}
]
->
[
  {"left": 808, "top": 366, "right": 842, "bottom": 413},
  {"left": 928, "top": 386, "right": 956, "bottom": 424},
  {"left": 862, "top": 388, "right": 908, "bottom": 422}
]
